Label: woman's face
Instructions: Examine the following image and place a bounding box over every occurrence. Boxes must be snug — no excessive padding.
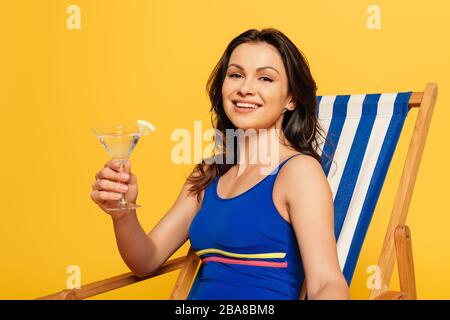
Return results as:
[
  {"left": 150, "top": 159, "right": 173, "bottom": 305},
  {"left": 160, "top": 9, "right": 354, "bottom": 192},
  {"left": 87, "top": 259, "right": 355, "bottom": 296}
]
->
[{"left": 222, "top": 41, "right": 294, "bottom": 131}]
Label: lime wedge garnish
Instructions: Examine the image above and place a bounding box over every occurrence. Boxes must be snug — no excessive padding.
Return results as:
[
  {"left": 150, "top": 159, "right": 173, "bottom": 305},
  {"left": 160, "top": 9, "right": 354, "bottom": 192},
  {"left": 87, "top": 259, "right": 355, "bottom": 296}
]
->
[{"left": 137, "top": 120, "right": 156, "bottom": 135}]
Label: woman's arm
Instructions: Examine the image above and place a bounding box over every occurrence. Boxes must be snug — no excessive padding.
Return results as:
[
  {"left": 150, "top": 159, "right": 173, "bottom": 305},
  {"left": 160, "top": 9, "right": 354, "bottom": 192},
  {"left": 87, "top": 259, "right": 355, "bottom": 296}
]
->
[
  {"left": 112, "top": 176, "right": 203, "bottom": 278},
  {"left": 306, "top": 279, "right": 350, "bottom": 299},
  {"left": 281, "top": 155, "right": 350, "bottom": 300}
]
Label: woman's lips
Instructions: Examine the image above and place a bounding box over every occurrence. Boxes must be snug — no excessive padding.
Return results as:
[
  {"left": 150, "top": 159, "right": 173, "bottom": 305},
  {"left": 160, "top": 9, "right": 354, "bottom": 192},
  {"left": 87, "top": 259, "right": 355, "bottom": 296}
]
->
[{"left": 232, "top": 101, "right": 262, "bottom": 113}]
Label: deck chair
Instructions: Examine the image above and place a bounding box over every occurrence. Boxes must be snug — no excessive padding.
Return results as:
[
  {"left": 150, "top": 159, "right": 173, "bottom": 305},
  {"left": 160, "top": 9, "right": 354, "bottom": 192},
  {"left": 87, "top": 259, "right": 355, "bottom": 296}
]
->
[{"left": 38, "top": 82, "right": 438, "bottom": 300}]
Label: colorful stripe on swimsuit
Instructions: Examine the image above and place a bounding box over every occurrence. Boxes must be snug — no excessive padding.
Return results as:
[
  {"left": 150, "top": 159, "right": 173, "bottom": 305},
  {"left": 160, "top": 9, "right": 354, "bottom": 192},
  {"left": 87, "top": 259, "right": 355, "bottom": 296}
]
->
[{"left": 196, "top": 248, "right": 288, "bottom": 268}]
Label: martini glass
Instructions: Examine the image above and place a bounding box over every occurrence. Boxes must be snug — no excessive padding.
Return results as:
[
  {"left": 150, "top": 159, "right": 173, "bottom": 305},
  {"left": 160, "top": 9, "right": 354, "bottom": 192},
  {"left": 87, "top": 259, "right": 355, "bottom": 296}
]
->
[{"left": 92, "top": 121, "right": 154, "bottom": 212}]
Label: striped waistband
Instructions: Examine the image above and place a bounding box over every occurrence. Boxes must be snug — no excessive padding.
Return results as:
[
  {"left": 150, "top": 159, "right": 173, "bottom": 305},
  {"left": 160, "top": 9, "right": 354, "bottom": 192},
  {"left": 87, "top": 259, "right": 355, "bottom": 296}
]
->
[{"left": 195, "top": 248, "right": 288, "bottom": 268}]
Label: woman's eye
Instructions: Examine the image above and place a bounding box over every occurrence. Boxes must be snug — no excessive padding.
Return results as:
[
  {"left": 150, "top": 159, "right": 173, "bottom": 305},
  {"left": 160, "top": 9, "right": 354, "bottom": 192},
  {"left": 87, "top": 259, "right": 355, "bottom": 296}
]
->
[
  {"left": 260, "top": 76, "right": 273, "bottom": 82},
  {"left": 228, "top": 74, "right": 272, "bottom": 82}
]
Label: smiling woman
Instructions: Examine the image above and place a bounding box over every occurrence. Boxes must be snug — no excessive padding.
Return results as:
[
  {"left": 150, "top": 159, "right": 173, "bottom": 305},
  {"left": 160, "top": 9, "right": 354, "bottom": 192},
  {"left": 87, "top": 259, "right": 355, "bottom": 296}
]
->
[
  {"left": 223, "top": 42, "right": 295, "bottom": 127},
  {"left": 89, "top": 27, "right": 349, "bottom": 300},
  {"left": 227, "top": 63, "right": 274, "bottom": 112},
  {"left": 182, "top": 28, "right": 350, "bottom": 300},
  {"left": 187, "top": 28, "right": 335, "bottom": 195}
]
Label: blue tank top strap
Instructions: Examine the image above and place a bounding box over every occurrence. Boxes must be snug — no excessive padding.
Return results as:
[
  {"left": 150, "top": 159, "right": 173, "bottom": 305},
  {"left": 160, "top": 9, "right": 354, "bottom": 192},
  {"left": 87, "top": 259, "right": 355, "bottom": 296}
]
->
[
  {"left": 210, "top": 153, "right": 303, "bottom": 185},
  {"left": 256, "top": 153, "right": 301, "bottom": 194},
  {"left": 274, "top": 153, "right": 303, "bottom": 173},
  {"left": 207, "top": 153, "right": 303, "bottom": 202},
  {"left": 214, "top": 153, "right": 303, "bottom": 177}
]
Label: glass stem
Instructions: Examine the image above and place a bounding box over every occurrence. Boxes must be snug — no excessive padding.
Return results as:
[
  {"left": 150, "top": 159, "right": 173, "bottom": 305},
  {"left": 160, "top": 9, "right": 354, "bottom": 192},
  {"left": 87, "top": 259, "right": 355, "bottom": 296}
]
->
[{"left": 118, "top": 159, "right": 127, "bottom": 206}]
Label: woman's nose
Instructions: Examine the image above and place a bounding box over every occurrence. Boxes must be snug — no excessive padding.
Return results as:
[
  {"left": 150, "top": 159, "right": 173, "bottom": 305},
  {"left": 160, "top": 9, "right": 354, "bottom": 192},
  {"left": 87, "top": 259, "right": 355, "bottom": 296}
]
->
[{"left": 239, "top": 78, "right": 256, "bottom": 95}]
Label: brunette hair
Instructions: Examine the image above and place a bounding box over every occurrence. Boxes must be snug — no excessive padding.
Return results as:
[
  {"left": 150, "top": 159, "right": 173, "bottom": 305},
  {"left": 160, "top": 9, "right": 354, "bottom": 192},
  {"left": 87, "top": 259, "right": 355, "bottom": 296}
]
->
[{"left": 187, "top": 28, "right": 335, "bottom": 203}]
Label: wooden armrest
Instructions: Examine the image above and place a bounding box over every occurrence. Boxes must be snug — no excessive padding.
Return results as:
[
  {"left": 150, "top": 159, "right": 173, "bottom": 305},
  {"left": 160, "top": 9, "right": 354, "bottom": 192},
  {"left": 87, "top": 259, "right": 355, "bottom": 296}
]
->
[
  {"left": 36, "top": 256, "right": 187, "bottom": 300},
  {"left": 371, "top": 291, "right": 405, "bottom": 300}
]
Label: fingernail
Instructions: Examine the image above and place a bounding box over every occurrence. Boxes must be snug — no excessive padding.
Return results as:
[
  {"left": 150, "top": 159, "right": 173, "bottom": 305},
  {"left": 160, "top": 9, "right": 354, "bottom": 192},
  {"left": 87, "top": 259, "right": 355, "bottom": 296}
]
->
[
  {"left": 121, "top": 185, "right": 128, "bottom": 191},
  {"left": 121, "top": 173, "right": 130, "bottom": 180}
]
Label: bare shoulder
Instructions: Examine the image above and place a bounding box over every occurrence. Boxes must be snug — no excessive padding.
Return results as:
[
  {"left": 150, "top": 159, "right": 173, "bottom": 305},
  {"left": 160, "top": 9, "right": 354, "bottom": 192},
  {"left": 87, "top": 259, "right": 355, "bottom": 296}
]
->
[
  {"left": 280, "top": 154, "right": 325, "bottom": 179},
  {"left": 276, "top": 154, "right": 332, "bottom": 206}
]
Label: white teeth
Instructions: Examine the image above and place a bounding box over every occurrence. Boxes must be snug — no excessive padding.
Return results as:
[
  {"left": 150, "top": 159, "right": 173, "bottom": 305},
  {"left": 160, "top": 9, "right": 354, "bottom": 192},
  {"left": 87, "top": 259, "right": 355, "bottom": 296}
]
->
[{"left": 235, "top": 102, "right": 259, "bottom": 109}]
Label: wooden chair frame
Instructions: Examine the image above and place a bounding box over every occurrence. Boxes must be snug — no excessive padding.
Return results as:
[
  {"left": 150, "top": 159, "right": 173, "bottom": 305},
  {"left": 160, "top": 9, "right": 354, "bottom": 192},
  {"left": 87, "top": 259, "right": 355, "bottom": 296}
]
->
[{"left": 37, "top": 83, "right": 438, "bottom": 300}]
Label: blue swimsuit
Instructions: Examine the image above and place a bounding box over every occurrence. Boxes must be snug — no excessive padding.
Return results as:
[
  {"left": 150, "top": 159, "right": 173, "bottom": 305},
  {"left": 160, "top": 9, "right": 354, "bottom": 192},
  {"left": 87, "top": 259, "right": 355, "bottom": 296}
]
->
[{"left": 187, "top": 154, "right": 305, "bottom": 300}]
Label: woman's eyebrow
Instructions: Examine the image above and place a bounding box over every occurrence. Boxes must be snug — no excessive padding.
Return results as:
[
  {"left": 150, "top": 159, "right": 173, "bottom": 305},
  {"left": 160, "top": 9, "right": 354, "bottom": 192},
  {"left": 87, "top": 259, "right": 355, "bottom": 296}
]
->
[{"left": 227, "top": 63, "right": 280, "bottom": 75}]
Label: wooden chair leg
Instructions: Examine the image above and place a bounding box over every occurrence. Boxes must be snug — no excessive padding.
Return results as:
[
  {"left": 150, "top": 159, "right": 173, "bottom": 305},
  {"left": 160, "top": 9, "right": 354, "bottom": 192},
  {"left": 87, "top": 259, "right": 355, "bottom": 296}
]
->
[
  {"left": 371, "top": 290, "right": 405, "bottom": 300},
  {"left": 394, "top": 225, "right": 417, "bottom": 299},
  {"left": 298, "top": 280, "right": 307, "bottom": 300},
  {"left": 169, "top": 246, "right": 201, "bottom": 300}
]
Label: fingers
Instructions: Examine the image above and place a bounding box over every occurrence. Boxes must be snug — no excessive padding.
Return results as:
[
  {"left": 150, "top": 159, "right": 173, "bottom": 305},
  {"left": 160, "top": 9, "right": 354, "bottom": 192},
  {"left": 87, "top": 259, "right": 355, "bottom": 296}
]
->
[
  {"left": 91, "top": 159, "right": 136, "bottom": 207},
  {"left": 92, "top": 179, "right": 129, "bottom": 193},
  {"left": 95, "top": 166, "right": 130, "bottom": 182},
  {"left": 91, "top": 190, "right": 122, "bottom": 202},
  {"left": 123, "top": 160, "right": 131, "bottom": 174},
  {"left": 104, "top": 159, "right": 125, "bottom": 172},
  {"left": 128, "top": 172, "right": 137, "bottom": 185}
]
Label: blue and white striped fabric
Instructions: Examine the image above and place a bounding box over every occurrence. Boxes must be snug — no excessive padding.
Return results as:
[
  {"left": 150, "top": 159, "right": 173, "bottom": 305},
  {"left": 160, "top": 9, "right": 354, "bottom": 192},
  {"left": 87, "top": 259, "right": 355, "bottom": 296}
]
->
[{"left": 315, "top": 92, "right": 412, "bottom": 285}]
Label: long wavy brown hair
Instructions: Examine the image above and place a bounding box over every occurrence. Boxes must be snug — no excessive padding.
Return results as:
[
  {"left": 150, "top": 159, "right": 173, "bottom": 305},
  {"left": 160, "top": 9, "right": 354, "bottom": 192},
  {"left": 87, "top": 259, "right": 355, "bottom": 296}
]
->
[{"left": 187, "top": 28, "right": 335, "bottom": 203}]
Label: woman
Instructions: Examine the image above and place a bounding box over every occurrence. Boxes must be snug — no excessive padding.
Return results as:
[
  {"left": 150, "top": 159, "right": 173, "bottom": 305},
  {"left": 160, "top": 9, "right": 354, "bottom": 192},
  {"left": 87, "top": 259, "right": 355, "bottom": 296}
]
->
[{"left": 91, "top": 28, "right": 350, "bottom": 300}]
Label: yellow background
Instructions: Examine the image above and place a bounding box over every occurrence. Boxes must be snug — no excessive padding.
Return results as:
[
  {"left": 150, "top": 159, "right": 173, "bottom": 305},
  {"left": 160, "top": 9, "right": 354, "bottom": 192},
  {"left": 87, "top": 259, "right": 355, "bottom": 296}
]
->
[{"left": 0, "top": 0, "right": 448, "bottom": 299}]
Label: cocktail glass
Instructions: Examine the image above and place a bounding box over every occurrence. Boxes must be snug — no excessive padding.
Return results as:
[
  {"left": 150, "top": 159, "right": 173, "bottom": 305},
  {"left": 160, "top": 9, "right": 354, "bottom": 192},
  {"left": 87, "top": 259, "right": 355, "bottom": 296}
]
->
[{"left": 92, "top": 120, "right": 155, "bottom": 212}]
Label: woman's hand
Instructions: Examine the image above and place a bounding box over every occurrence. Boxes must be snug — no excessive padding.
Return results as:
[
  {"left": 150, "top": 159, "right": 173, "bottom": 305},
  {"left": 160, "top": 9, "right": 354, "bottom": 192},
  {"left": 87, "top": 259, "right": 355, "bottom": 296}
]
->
[{"left": 90, "top": 159, "right": 139, "bottom": 219}]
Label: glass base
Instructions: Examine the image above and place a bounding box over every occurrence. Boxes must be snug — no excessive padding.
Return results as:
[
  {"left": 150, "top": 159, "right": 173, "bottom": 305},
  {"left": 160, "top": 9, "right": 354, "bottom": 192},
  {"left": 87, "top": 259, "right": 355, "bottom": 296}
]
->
[{"left": 104, "top": 203, "right": 141, "bottom": 212}]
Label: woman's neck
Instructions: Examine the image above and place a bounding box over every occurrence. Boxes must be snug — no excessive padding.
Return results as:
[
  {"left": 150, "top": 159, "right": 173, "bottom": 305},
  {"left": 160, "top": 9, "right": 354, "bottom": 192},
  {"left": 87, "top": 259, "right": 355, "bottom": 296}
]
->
[{"left": 235, "top": 124, "right": 290, "bottom": 177}]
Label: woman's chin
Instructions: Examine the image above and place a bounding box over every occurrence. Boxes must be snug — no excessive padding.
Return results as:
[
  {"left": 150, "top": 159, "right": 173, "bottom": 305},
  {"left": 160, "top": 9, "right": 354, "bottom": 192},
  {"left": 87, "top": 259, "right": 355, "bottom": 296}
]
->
[
  {"left": 225, "top": 109, "right": 272, "bottom": 131},
  {"left": 229, "top": 119, "right": 266, "bottom": 131}
]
